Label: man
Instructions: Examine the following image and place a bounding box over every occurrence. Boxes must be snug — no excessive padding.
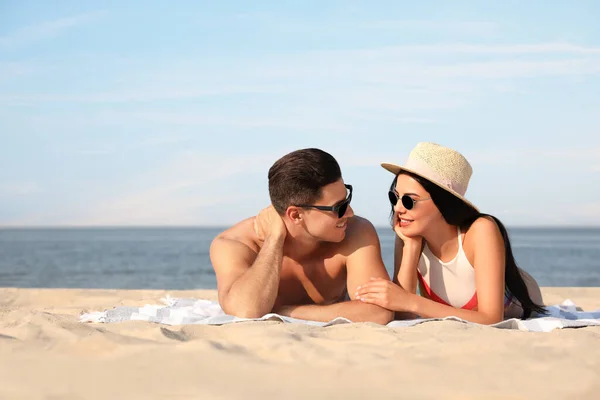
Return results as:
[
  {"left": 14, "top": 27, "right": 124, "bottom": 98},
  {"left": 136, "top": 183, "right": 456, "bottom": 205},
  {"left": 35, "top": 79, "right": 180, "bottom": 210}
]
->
[{"left": 209, "top": 148, "right": 393, "bottom": 324}]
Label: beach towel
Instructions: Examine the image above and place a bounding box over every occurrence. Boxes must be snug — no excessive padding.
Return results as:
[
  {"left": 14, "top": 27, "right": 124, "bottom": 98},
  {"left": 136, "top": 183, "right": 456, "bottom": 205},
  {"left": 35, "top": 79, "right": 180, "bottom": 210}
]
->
[{"left": 79, "top": 297, "right": 600, "bottom": 332}]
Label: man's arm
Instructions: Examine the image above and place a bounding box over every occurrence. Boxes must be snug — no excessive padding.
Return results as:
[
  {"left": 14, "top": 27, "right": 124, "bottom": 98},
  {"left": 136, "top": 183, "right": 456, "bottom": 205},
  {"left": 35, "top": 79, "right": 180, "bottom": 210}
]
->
[
  {"left": 344, "top": 217, "right": 393, "bottom": 323},
  {"left": 276, "top": 218, "right": 393, "bottom": 324},
  {"left": 210, "top": 232, "right": 285, "bottom": 319},
  {"left": 275, "top": 300, "right": 391, "bottom": 324}
]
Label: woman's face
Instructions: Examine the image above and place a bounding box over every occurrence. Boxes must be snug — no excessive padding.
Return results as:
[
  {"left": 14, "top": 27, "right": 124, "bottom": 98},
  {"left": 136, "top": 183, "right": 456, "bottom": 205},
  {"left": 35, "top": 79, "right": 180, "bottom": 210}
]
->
[{"left": 392, "top": 174, "right": 442, "bottom": 237}]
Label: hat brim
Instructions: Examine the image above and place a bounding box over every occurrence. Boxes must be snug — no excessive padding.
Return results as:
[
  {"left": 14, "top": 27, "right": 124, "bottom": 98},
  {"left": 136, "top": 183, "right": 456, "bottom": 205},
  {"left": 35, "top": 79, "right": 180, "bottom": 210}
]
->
[{"left": 381, "top": 162, "right": 480, "bottom": 213}]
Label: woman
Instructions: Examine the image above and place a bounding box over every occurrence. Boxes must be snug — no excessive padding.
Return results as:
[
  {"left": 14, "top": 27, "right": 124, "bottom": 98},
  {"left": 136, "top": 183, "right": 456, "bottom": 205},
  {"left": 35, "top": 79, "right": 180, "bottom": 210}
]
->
[{"left": 356, "top": 142, "right": 546, "bottom": 324}]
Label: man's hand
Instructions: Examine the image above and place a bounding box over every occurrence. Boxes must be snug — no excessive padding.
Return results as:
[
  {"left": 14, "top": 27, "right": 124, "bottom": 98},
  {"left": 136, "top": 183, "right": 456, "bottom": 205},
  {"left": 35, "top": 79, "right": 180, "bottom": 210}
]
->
[
  {"left": 355, "top": 277, "right": 412, "bottom": 312},
  {"left": 254, "top": 205, "right": 287, "bottom": 241}
]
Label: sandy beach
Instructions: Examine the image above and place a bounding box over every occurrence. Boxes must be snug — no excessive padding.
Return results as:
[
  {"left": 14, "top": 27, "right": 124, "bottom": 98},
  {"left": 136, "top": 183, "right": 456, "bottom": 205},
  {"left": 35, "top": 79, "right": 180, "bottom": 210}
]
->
[{"left": 1, "top": 287, "right": 599, "bottom": 400}]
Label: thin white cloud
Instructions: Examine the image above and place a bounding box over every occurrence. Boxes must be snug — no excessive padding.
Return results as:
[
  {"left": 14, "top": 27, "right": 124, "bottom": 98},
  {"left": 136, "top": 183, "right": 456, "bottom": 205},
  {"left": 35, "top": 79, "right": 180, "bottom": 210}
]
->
[
  {"left": 422, "top": 59, "right": 600, "bottom": 79},
  {"left": 71, "top": 151, "right": 280, "bottom": 226},
  {"left": 78, "top": 192, "right": 250, "bottom": 226},
  {"left": 0, "top": 183, "right": 42, "bottom": 196},
  {"left": 570, "top": 203, "right": 600, "bottom": 221},
  {"left": 3, "top": 41, "right": 599, "bottom": 106},
  {"left": 484, "top": 203, "right": 600, "bottom": 226},
  {"left": 336, "top": 154, "right": 397, "bottom": 168},
  {"left": 73, "top": 148, "right": 114, "bottom": 156},
  {"left": 329, "top": 42, "right": 600, "bottom": 57},
  {"left": 140, "top": 135, "right": 192, "bottom": 147},
  {"left": 0, "top": 84, "right": 284, "bottom": 105},
  {"left": 0, "top": 11, "right": 107, "bottom": 48},
  {"left": 583, "top": 203, "right": 600, "bottom": 215},
  {"left": 232, "top": 13, "right": 498, "bottom": 35},
  {"left": 361, "top": 20, "right": 498, "bottom": 35},
  {"left": 124, "top": 111, "right": 358, "bottom": 132},
  {"left": 257, "top": 53, "right": 600, "bottom": 83},
  {"left": 468, "top": 147, "right": 600, "bottom": 167},
  {"left": 0, "top": 61, "right": 38, "bottom": 76},
  {"left": 0, "top": 62, "right": 41, "bottom": 84}
]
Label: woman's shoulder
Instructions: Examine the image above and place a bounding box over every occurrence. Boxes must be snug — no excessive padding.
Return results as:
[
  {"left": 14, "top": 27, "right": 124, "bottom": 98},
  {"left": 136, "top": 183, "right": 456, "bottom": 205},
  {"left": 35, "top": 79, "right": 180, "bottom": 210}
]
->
[
  {"left": 462, "top": 215, "right": 505, "bottom": 263},
  {"left": 463, "top": 215, "right": 502, "bottom": 243}
]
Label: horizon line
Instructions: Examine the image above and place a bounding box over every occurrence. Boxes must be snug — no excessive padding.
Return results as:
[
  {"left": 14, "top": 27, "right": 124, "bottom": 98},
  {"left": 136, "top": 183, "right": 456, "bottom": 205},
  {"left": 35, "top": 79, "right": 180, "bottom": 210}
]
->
[{"left": 1, "top": 224, "right": 600, "bottom": 230}]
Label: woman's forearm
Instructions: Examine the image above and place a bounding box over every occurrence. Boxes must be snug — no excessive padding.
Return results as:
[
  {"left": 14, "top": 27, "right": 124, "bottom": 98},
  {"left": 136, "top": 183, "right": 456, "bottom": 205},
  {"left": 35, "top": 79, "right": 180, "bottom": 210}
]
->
[
  {"left": 407, "top": 294, "right": 503, "bottom": 325},
  {"left": 396, "top": 240, "right": 422, "bottom": 293}
]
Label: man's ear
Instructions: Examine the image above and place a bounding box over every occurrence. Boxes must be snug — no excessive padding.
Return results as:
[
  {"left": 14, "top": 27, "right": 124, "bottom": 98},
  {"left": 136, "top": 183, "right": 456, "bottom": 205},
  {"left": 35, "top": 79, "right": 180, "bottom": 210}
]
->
[{"left": 286, "top": 206, "right": 303, "bottom": 224}]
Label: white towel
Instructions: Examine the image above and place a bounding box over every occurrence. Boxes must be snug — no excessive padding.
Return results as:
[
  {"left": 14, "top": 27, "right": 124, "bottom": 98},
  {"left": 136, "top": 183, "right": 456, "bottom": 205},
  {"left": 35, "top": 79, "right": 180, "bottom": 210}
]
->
[{"left": 79, "top": 297, "right": 600, "bottom": 332}]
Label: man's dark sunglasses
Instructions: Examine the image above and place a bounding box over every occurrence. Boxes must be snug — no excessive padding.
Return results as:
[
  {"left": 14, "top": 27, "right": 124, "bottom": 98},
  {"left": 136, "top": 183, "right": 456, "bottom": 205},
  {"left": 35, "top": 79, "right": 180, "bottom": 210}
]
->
[
  {"left": 296, "top": 184, "right": 352, "bottom": 218},
  {"left": 388, "top": 190, "right": 431, "bottom": 210}
]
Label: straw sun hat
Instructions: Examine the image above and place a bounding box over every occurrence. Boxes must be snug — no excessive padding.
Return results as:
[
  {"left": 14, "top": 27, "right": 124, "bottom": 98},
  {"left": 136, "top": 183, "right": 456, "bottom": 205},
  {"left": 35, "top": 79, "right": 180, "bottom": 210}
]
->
[{"left": 381, "top": 142, "right": 479, "bottom": 212}]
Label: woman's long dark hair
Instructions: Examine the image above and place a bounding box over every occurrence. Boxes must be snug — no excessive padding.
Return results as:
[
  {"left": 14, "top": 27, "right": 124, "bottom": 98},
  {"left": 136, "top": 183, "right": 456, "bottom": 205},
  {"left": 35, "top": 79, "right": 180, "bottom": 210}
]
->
[{"left": 390, "top": 172, "right": 546, "bottom": 318}]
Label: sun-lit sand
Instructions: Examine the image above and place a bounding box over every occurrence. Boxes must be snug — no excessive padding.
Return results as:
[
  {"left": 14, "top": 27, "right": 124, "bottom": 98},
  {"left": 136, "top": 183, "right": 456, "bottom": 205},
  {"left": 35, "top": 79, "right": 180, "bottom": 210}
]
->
[{"left": 1, "top": 287, "right": 599, "bottom": 399}]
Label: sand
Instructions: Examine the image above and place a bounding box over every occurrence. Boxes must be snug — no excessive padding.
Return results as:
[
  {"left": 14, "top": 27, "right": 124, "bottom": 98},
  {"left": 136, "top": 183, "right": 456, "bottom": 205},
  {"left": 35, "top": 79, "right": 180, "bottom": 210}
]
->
[{"left": 1, "top": 287, "right": 599, "bottom": 400}]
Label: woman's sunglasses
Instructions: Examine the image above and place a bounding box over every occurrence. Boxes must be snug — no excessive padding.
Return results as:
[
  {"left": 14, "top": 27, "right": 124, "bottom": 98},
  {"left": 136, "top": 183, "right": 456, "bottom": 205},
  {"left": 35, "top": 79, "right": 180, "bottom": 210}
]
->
[
  {"left": 388, "top": 190, "right": 431, "bottom": 210},
  {"left": 296, "top": 184, "right": 352, "bottom": 218}
]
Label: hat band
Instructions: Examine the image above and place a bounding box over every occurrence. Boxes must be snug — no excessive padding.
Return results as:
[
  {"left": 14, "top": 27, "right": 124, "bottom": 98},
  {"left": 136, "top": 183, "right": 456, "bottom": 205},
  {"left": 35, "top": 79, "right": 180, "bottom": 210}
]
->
[{"left": 404, "top": 157, "right": 468, "bottom": 196}]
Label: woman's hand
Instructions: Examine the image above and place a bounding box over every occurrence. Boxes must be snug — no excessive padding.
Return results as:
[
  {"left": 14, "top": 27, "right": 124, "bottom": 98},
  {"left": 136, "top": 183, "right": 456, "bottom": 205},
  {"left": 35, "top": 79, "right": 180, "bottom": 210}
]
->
[
  {"left": 392, "top": 215, "right": 423, "bottom": 250},
  {"left": 355, "top": 277, "right": 413, "bottom": 312}
]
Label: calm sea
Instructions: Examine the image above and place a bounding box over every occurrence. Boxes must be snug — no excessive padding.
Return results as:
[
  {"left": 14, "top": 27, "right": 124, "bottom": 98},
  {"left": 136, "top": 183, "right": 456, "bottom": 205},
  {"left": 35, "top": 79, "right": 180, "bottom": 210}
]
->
[{"left": 0, "top": 227, "right": 599, "bottom": 289}]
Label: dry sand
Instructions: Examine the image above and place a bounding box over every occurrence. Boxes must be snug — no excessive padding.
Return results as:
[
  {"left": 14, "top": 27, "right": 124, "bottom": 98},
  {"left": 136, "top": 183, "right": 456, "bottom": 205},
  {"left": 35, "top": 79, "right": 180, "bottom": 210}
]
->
[{"left": 1, "top": 287, "right": 599, "bottom": 400}]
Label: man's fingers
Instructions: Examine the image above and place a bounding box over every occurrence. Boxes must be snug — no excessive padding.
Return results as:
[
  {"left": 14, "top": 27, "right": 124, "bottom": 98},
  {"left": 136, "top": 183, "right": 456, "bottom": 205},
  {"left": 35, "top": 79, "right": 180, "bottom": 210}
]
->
[{"left": 254, "top": 217, "right": 264, "bottom": 240}]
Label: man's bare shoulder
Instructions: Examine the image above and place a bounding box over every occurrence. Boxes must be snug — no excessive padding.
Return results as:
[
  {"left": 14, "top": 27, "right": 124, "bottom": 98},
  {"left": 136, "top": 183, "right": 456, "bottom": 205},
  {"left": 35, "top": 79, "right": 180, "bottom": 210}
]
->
[
  {"left": 341, "top": 215, "right": 381, "bottom": 252},
  {"left": 209, "top": 218, "right": 264, "bottom": 302},
  {"left": 211, "top": 217, "right": 262, "bottom": 255}
]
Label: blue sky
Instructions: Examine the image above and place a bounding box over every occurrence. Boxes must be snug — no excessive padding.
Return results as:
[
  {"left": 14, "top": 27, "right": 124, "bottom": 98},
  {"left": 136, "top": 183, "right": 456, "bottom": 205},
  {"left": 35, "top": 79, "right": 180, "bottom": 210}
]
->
[{"left": 1, "top": 1, "right": 599, "bottom": 227}]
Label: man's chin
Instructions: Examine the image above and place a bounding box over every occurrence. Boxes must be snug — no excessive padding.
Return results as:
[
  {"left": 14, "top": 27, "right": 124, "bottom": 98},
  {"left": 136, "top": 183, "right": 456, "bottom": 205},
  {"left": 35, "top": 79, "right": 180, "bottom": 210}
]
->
[
  {"left": 316, "top": 231, "right": 346, "bottom": 244},
  {"left": 332, "top": 236, "right": 345, "bottom": 243},
  {"left": 331, "top": 230, "right": 347, "bottom": 243}
]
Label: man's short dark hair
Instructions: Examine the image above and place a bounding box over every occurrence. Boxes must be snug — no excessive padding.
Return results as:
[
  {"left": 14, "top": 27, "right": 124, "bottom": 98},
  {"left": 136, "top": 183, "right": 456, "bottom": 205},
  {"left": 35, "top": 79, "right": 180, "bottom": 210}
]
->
[{"left": 268, "top": 148, "right": 342, "bottom": 214}]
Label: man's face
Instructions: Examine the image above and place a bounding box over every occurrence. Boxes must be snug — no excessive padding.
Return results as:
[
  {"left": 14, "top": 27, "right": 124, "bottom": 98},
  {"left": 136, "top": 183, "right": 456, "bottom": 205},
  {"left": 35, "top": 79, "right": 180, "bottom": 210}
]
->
[{"left": 299, "top": 179, "right": 354, "bottom": 243}]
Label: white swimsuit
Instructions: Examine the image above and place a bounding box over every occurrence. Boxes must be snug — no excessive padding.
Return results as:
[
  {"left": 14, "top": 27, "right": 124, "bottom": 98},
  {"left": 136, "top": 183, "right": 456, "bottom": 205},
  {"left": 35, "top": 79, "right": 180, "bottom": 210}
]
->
[{"left": 417, "top": 227, "right": 514, "bottom": 310}]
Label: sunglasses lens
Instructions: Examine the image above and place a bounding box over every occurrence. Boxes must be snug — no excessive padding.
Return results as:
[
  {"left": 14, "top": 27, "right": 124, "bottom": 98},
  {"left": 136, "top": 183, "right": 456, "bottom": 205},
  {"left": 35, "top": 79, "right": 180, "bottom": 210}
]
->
[
  {"left": 337, "top": 186, "right": 352, "bottom": 218},
  {"left": 401, "top": 195, "right": 414, "bottom": 210},
  {"left": 388, "top": 191, "right": 398, "bottom": 206},
  {"left": 338, "top": 201, "right": 348, "bottom": 218}
]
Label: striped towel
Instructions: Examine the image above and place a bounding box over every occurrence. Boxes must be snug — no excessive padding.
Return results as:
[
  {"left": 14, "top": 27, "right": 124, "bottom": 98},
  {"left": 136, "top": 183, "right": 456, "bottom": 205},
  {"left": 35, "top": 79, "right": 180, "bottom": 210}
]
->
[{"left": 79, "top": 298, "right": 600, "bottom": 332}]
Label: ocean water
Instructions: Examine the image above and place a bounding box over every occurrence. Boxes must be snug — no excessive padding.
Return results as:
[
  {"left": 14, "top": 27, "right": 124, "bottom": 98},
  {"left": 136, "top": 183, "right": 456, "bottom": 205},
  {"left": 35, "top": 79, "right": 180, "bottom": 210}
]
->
[{"left": 0, "top": 227, "right": 599, "bottom": 289}]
